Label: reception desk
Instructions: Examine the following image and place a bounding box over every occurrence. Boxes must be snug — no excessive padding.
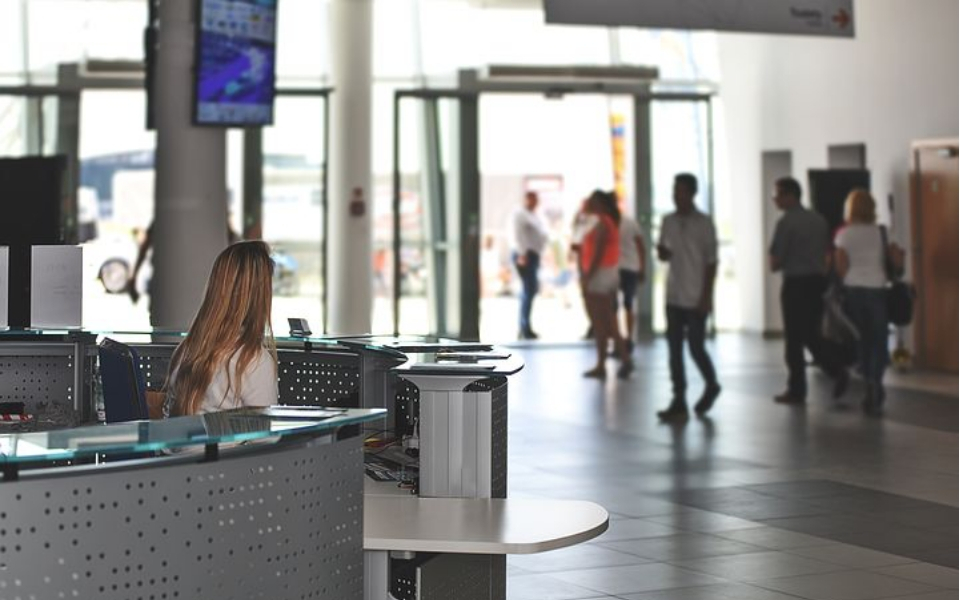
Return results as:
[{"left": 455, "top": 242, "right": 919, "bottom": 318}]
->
[
  {"left": 0, "top": 331, "right": 608, "bottom": 599},
  {"left": 0, "top": 407, "right": 385, "bottom": 600}
]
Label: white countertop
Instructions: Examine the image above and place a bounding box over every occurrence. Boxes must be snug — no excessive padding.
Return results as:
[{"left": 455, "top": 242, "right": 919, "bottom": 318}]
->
[{"left": 363, "top": 490, "right": 609, "bottom": 554}]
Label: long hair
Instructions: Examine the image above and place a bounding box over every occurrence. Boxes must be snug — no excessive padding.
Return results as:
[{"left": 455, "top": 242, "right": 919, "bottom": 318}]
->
[
  {"left": 601, "top": 190, "right": 621, "bottom": 224},
  {"left": 844, "top": 188, "right": 877, "bottom": 224},
  {"left": 167, "top": 241, "right": 276, "bottom": 416}
]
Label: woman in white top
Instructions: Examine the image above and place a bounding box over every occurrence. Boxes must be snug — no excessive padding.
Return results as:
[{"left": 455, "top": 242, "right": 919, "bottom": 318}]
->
[
  {"left": 617, "top": 213, "right": 646, "bottom": 355},
  {"left": 834, "top": 189, "right": 904, "bottom": 415},
  {"left": 164, "top": 241, "right": 278, "bottom": 417}
]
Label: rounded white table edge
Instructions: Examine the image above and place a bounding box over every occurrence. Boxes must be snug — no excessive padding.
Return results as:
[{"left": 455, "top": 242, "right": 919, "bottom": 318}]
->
[{"left": 363, "top": 496, "right": 609, "bottom": 555}]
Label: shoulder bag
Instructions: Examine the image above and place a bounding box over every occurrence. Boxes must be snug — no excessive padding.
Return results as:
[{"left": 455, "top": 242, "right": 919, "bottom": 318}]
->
[{"left": 880, "top": 226, "right": 914, "bottom": 326}]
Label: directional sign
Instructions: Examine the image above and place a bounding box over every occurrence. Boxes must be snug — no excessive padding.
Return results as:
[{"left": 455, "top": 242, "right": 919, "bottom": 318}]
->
[{"left": 544, "top": 0, "right": 855, "bottom": 38}]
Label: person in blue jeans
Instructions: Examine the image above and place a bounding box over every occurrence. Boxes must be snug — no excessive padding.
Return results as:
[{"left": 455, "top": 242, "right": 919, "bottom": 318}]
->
[
  {"left": 510, "top": 191, "right": 548, "bottom": 340},
  {"left": 834, "top": 189, "right": 904, "bottom": 415}
]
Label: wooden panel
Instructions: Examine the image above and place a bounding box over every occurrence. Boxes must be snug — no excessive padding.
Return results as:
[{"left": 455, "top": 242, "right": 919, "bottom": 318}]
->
[{"left": 911, "top": 143, "right": 959, "bottom": 372}]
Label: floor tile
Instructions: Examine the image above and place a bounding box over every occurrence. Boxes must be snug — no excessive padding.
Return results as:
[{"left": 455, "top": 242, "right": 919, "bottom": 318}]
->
[
  {"left": 706, "top": 499, "right": 833, "bottom": 520},
  {"left": 620, "top": 581, "right": 815, "bottom": 599},
  {"left": 786, "top": 543, "right": 917, "bottom": 568},
  {"left": 905, "top": 547, "right": 958, "bottom": 570},
  {"left": 883, "top": 591, "right": 960, "bottom": 600},
  {"left": 759, "top": 515, "right": 876, "bottom": 537},
  {"left": 673, "top": 550, "right": 844, "bottom": 581},
  {"left": 508, "top": 544, "right": 650, "bottom": 573},
  {"left": 599, "top": 533, "right": 766, "bottom": 561},
  {"left": 507, "top": 572, "right": 615, "bottom": 600},
  {"left": 873, "top": 563, "right": 959, "bottom": 589},
  {"left": 744, "top": 480, "right": 865, "bottom": 500},
  {"left": 504, "top": 341, "right": 958, "bottom": 600},
  {"left": 755, "top": 570, "right": 939, "bottom": 600},
  {"left": 589, "top": 518, "right": 681, "bottom": 542},
  {"left": 829, "top": 528, "right": 948, "bottom": 560},
  {"left": 646, "top": 508, "right": 766, "bottom": 533},
  {"left": 714, "top": 526, "right": 833, "bottom": 549},
  {"left": 551, "top": 563, "right": 727, "bottom": 595}
]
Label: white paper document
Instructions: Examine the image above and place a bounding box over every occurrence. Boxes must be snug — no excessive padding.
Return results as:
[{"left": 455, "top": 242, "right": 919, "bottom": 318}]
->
[{"left": 31, "top": 245, "right": 83, "bottom": 328}]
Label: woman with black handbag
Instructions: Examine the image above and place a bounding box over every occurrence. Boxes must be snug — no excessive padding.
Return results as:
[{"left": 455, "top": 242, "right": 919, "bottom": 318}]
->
[{"left": 833, "top": 189, "right": 905, "bottom": 415}]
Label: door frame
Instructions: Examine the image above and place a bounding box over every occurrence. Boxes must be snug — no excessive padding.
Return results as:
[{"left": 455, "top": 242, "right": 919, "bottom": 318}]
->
[{"left": 391, "top": 70, "right": 716, "bottom": 340}]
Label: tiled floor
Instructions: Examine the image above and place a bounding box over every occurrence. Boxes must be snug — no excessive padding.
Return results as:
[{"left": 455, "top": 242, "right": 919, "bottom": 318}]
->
[{"left": 504, "top": 335, "right": 958, "bottom": 600}]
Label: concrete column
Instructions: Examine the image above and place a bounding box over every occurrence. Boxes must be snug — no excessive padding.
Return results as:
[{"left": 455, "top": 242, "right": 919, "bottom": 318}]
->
[
  {"left": 327, "top": 0, "right": 374, "bottom": 334},
  {"left": 151, "top": 0, "right": 228, "bottom": 329}
]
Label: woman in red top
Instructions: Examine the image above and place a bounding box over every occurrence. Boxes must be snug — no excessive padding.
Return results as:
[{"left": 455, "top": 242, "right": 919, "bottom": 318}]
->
[{"left": 581, "top": 190, "right": 633, "bottom": 379}]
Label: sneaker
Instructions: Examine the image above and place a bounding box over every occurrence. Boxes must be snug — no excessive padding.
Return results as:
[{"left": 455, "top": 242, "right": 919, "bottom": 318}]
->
[
  {"left": 657, "top": 402, "right": 689, "bottom": 421},
  {"left": 694, "top": 383, "right": 722, "bottom": 415},
  {"left": 833, "top": 369, "right": 849, "bottom": 399},
  {"left": 583, "top": 367, "right": 606, "bottom": 380},
  {"left": 774, "top": 392, "right": 805, "bottom": 405},
  {"left": 616, "top": 359, "right": 634, "bottom": 380}
]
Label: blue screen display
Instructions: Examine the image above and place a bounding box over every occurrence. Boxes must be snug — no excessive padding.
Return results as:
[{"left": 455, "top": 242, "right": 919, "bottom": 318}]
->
[{"left": 195, "top": 0, "right": 278, "bottom": 126}]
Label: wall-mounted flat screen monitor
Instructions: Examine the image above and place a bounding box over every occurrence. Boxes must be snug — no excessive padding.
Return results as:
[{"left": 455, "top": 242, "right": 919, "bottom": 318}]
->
[{"left": 194, "top": 0, "right": 278, "bottom": 126}]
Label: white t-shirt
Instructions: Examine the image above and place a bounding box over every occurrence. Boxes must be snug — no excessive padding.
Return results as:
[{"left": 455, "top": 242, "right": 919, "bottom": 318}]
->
[
  {"left": 658, "top": 211, "right": 718, "bottom": 309},
  {"left": 165, "top": 348, "right": 278, "bottom": 416},
  {"left": 511, "top": 208, "right": 548, "bottom": 255},
  {"left": 619, "top": 217, "right": 645, "bottom": 272},
  {"left": 572, "top": 213, "right": 598, "bottom": 245},
  {"left": 835, "top": 223, "right": 887, "bottom": 289}
]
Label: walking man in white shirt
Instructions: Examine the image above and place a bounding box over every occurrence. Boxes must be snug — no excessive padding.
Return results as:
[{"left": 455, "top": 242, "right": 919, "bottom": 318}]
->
[
  {"left": 511, "top": 191, "right": 548, "bottom": 340},
  {"left": 656, "top": 173, "right": 722, "bottom": 420}
]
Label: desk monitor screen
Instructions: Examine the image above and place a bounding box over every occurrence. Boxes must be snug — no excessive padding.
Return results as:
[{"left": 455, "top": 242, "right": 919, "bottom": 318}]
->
[{"left": 193, "top": 0, "right": 278, "bottom": 126}]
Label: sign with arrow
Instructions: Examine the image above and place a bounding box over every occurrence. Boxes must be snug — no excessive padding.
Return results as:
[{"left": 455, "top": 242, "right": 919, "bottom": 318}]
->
[{"left": 545, "top": 0, "right": 855, "bottom": 38}]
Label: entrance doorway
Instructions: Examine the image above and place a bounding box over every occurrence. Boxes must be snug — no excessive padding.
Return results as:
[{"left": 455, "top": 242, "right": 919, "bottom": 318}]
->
[{"left": 388, "top": 68, "right": 717, "bottom": 342}]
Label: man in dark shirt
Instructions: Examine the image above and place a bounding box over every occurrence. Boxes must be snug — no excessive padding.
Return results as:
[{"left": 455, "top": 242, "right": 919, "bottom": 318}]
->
[{"left": 768, "top": 177, "right": 848, "bottom": 404}]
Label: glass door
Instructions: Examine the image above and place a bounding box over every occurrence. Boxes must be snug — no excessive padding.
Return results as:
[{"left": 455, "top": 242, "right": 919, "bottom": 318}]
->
[
  {"left": 649, "top": 97, "right": 733, "bottom": 331},
  {"left": 390, "top": 91, "right": 479, "bottom": 339}
]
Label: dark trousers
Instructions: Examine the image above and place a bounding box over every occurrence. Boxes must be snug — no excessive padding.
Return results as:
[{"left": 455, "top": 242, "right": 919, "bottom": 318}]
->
[
  {"left": 844, "top": 287, "right": 889, "bottom": 395},
  {"left": 781, "top": 275, "right": 842, "bottom": 398},
  {"left": 666, "top": 305, "right": 717, "bottom": 400},
  {"left": 513, "top": 250, "right": 540, "bottom": 335}
]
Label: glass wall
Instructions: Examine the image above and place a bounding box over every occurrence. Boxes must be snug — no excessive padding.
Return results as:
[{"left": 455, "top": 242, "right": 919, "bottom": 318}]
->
[
  {"left": 1, "top": 0, "right": 734, "bottom": 334},
  {"left": 78, "top": 90, "right": 155, "bottom": 331},
  {"left": 262, "top": 95, "right": 327, "bottom": 333},
  {"left": 0, "top": 96, "right": 29, "bottom": 155}
]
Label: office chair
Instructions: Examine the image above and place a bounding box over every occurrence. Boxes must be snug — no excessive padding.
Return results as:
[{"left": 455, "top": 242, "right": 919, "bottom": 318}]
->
[{"left": 98, "top": 338, "right": 149, "bottom": 423}]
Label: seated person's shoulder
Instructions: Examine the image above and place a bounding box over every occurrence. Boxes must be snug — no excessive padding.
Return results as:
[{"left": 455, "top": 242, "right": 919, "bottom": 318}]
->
[{"left": 241, "top": 348, "right": 278, "bottom": 408}]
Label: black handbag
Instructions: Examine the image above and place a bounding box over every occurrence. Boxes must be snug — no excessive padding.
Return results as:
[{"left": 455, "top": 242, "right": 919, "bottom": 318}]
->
[{"left": 880, "top": 226, "right": 914, "bottom": 326}]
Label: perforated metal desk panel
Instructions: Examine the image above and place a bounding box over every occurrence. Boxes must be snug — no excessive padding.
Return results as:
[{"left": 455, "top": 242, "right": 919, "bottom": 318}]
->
[
  {"left": 0, "top": 330, "right": 96, "bottom": 428},
  {"left": 0, "top": 407, "right": 385, "bottom": 600}
]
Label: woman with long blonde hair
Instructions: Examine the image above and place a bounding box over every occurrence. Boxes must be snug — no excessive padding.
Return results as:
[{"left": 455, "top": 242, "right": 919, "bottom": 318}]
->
[
  {"left": 834, "top": 189, "right": 904, "bottom": 415},
  {"left": 163, "top": 241, "right": 278, "bottom": 417}
]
